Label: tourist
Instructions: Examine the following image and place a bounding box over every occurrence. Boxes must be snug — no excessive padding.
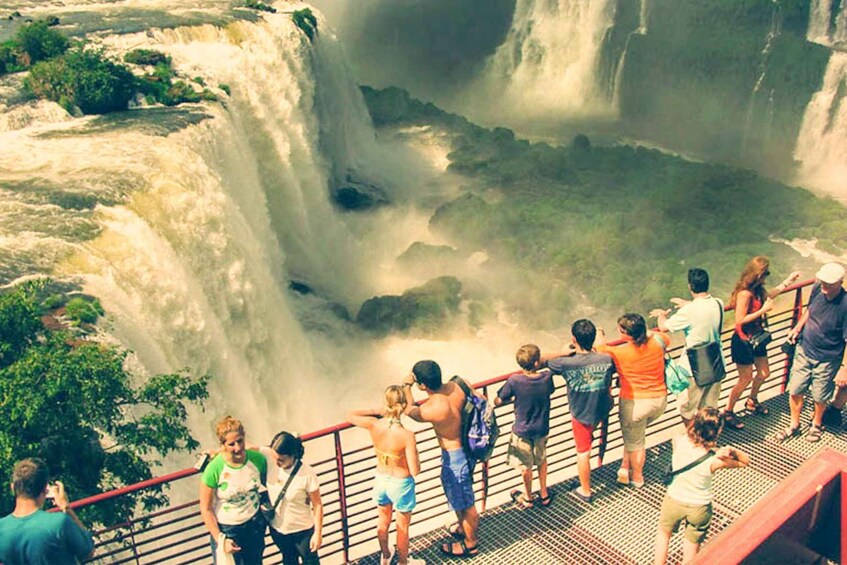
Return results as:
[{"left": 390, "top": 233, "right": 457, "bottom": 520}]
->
[
  {"left": 402, "top": 360, "right": 480, "bottom": 558},
  {"left": 544, "top": 321, "right": 614, "bottom": 503},
  {"left": 652, "top": 268, "right": 725, "bottom": 426},
  {"left": 598, "top": 313, "right": 668, "bottom": 487},
  {"left": 494, "top": 344, "right": 556, "bottom": 509},
  {"left": 260, "top": 432, "right": 323, "bottom": 564},
  {"left": 347, "top": 386, "right": 423, "bottom": 565},
  {"left": 199, "top": 415, "right": 267, "bottom": 565},
  {"left": 780, "top": 263, "right": 847, "bottom": 441},
  {"left": 723, "top": 256, "right": 799, "bottom": 429},
  {"left": 0, "top": 458, "right": 95, "bottom": 564},
  {"left": 653, "top": 408, "right": 749, "bottom": 564}
]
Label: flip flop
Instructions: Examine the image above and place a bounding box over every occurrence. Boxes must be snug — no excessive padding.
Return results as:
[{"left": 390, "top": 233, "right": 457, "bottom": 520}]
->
[
  {"left": 440, "top": 540, "right": 479, "bottom": 558},
  {"left": 510, "top": 489, "right": 534, "bottom": 510},
  {"left": 537, "top": 491, "right": 555, "bottom": 507},
  {"left": 445, "top": 522, "right": 465, "bottom": 539}
]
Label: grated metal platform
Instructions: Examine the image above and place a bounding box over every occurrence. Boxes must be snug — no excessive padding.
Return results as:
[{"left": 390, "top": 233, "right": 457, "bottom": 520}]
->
[{"left": 353, "top": 395, "right": 847, "bottom": 565}]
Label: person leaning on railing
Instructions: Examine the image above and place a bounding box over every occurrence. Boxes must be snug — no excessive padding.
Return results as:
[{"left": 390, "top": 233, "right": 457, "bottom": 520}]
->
[
  {"left": 722, "top": 256, "right": 800, "bottom": 430},
  {"left": 597, "top": 313, "right": 668, "bottom": 488},
  {"left": 346, "top": 386, "right": 423, "bottom": 565},
  {"left": 199, "top": 415, "right": 267, "bottom": 565}
]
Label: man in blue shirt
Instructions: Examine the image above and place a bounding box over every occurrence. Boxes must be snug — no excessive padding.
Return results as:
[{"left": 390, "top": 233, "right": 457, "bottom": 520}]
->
[
  {"left": 781, "top": 263, "right": 847, "bottom": 442},
  {"left": 0, "top": 458, "right": 95, "bottom": 564}
]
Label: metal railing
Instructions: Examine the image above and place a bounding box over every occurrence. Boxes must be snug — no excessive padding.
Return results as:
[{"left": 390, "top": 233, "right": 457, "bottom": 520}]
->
[{"left": 73, "top": 281, "right": 814, "bottom": 564}]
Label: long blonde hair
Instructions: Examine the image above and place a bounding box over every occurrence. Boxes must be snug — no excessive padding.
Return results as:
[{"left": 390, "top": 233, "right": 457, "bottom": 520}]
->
[
  {"left": 383, "top": 385, "right": 407, "bottom": 419},
  {"left": 730, "top": 256, "right": 769, "bottom": 308}
]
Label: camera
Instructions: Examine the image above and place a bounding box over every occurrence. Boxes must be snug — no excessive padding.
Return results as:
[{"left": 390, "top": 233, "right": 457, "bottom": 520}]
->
[{"left": 194, "top": 452, "right": 211, "bottom": 471}]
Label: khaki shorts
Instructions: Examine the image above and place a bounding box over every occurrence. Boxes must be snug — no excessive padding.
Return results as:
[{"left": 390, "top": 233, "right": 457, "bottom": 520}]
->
[
  {"left": 658, "top": 494, "right": 712, "bottom": 544},
  {"left": 507, "top": 433, "right": 547, "bottom": 469},
  {"left": 620, "top": 396, "right": 667, "bottom": 451},
  {"left": 678, "top": 379, "right": 721, "bottom": 420}
]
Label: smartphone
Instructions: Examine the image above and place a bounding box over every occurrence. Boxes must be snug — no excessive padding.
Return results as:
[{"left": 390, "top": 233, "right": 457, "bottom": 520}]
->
[
  {"left": 194, "top": 452, "right": 211, "bottom": 471},
  {"left": 45, "top": 484, "right": 56, "bottom": 499}
]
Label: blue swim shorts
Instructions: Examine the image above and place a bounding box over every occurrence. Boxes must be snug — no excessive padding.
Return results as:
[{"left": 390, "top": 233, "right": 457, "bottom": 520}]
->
[
  {"left": 372, "top": 473, "right": 416, "bottom": 512},
  {"left": 440, "top": 448, "right": 476, "bottom": 511}
]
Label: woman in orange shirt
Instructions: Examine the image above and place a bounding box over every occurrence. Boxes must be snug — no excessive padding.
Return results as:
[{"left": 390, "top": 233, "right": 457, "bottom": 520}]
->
[{"left": 599, "top": 313, "right": 669, "bottom": 487}]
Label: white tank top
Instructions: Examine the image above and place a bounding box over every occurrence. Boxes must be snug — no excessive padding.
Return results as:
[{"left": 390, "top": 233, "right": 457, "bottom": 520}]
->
[{"left": 666, "top": 434, "right": 716, "bottom": 506}]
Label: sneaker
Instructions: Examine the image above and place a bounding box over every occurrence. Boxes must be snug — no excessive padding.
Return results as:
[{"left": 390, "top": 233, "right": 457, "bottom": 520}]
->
[
  {"left": 822, "top": 405, "right": 843, "bottom": 428},
  {"left": 380, "top": 546, "right": 395, "bottom": 565},
  {"left": 407, "top": 556, "right": 426, "bottom": 565}
]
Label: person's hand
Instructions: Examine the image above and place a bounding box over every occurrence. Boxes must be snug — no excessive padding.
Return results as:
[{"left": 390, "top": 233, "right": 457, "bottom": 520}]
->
[
  {"left": 670, "top": 297, "right": 689, "bottom": 308},
  {"left": 787, "top": 330, "right": 798, "bottom": 344},
  {"left": 649, "top": 308, "right": 670, "bottom": 318},
  {"left": 310, "top": 530, "right": 323, "bottom": 552},
  {"left": 836, "top": 367, "right": 847, "bottom": 388},
  {"left": 761, "top": 297, "right": 774, "bottom": 314},
  {"left": 403, "top": 372, "right": 416, "bottom": 387},
  {"left": 50, "top": 481, "right": 70, "bottom": 511},
  {"left": 785, "top": 271, "right": 801, "bottom": 285},
  {"left": 715, "top": 446, "right": 736, "bottom": 461},
  {"left": 224, "top": 537, "right": 241, "bottom": 554}
]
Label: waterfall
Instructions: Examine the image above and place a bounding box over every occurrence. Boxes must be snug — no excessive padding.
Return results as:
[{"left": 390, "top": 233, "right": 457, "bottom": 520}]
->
[
  {"left": 794, "top": 51, "right": 847, "bottom": 199},
  {"left": 741, "top": 1, "right": 782, "bottom": 154},
  {"left": 637, "top": 0, "right": 650, "bottom": 34},
  {"left": 0, "top": 10, "right": 402, "bottom": 441},
  {"left": 808, "top": 0, "right": 847, "bottom": 46},
  {"left": 467, "top": 0, "right": 619, "bottom": 123}
]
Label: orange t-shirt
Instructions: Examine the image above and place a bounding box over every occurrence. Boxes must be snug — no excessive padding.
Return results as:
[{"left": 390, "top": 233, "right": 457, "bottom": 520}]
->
[{"left": 598, "top": 333, "right": 669, "bottom": 400}]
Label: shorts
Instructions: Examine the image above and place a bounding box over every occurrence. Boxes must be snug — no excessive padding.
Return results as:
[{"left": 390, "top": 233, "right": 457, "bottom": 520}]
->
[
  {"left": 787, "top": 343, "right": 839, "bottom": 404},
  {"left": 677, "top": 380, "right": 721, "bottom": 420},
  {"left": 658, "top": 494, "right": 713, "bottom": 544},
  {"left": 507, "top": 433, "right": 547, "bottom": 469},
  {"left": 372, "top": 473, "right": 416, "bottom": 512},
  {"left": 440, "top": 448, "right": 475, "bottom": 511},
  {"left": 571, "top": 419, "right": 595, "bottom": 454},
  {"left": 730, "top": 332, "right": 768, "bottom": 366},
  {"left": 620, "top": 396, "right": 667, "bottom": 451}
]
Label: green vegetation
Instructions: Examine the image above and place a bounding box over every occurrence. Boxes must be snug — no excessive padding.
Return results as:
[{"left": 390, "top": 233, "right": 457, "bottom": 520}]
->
[
  {"left": 243, "top": 0, "right": 277, "bottom": 13},
  {"left": 357, "top": 276, "right": 464, "bottom": 335},
  {"left": 125, "top": 49, "right": 218, "bottom": 106},
  {"left": 0, "top": 19, "right": 69, "bottom": 75},
  {"left": 123, "top": 48, "right": 169, "bottom": 66},
  {"left": 0, "top": 281, "right": 209, "bottom": 525},
  {"left": 362, "top": 86, "right": 847, "bottom": 327},
  {"left": 64, "top": 296, "right": 104, "bottom": 325},
  {"left": 292, "top": 8, "right": 318, "bottom": 42}
]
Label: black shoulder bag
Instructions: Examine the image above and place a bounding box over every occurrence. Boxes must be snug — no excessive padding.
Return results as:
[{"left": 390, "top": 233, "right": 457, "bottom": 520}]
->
[
  {"left": 686, "top": 299, "right": 726, "bottom": 387},
  {"left": 259, "top": 458, "right": 302, "bottom": 525},
  {"left": 662, "top": 449, "right": 714, "bottom": 486}
]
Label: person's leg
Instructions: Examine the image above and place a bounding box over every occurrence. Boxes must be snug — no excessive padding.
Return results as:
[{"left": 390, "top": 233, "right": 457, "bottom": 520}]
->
[
  {"left": 538, "top": 461, "right": 549, "bottom": 499},
  {"left": 223, "top": 515, "right": 266, "bottom": 565},
  {"left": 653, "top": 528, "right": 672, "bottom": 565},
  {"left": 749, "top": 355, "right": 770, "bottom": 402},
  {"left": 789, "top": 394, "right": 804, "bottom": 428},
  {"left": 534, "top": 435, "right": 549, "bottom": 500},
  {"left": 655, "top": 495, "right": 683, "bottom": 565},
  {"left": 619, "top": 399, "right": 637, "bottom": 482},
  {"left": 521, "top": 467, "right": 533, "bottom": 500},
  {"left": 726, "top": 364, "right": 753, "bottom": 413},
  {"left": 293, "top": 528, "right": 319, "bottom": 564},
  {"left": 376, "top": 504, "right": 393, "bottom": 561},
  {"left": 631, "top": 397, "right": 665, "bottom": 484},
  {"left": 681, "top": 540, "right": 701, "bottom": 564},
  {"left": 395, "top": 510, "right": 412, "bottom": 565},
  {"left": 279, "top": 532, "right": 300, "bottom": 565},
  {"left": 460, "top": 505, "right": 479, "bottom": 548},
  {"left": 682, "top": 503, "right": 712, "bottom": 564},
  {"left": 576, "top": 452, "right": 591, "bottom": 495},
  {"left": 630, "top": 448, "right": 647, "bottom": 484}
]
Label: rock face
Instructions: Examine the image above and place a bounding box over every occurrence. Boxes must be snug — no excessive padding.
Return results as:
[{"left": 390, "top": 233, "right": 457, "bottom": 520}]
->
[
  {"left": 332, "top": 174, "right": 388, "bottom": 211},
  {"left": 356, "top": 276, "right": 463, "bottom": 335}
]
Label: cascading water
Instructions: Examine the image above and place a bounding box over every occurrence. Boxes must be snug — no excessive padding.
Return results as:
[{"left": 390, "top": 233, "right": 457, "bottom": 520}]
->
[
  {"left": 742, "top": 1, "right": 783, "bottom": 154},
  {"left": 465, "top": 0, "right": 619, "bottom": 124}
]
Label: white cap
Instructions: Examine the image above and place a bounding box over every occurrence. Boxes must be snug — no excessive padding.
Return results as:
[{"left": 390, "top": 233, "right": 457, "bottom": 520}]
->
[{"left": 815, "top": 262, "right": 845, "bottom": 284}]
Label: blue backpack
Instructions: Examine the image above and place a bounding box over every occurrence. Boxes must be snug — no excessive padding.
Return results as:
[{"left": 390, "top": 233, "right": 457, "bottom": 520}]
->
[{"left": 451, "top": 376, "right": 500, "bottom": 462}]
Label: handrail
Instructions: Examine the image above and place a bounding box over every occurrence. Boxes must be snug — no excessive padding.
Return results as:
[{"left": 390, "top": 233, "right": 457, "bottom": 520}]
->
[{"left": 71, "top": 280, "right": 815, "bottom": 564}]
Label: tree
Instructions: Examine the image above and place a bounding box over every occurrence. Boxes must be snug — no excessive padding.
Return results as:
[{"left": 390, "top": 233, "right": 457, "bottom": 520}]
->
[
  {"left": 15, "top": 20, "right": 69, "bottom": 65},
  {"left": 0, "top": 281, "right": 209, "bottom": 525}
]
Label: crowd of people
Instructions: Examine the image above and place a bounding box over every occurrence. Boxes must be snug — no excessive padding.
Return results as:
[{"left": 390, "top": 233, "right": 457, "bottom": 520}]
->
[{"left": 0, "top": 257, "right": 844, "bottom": 565}]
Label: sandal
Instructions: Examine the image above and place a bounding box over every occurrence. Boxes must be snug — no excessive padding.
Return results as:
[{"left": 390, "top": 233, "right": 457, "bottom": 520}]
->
[
  {"left": 806, "top": 424, "right": 823, "bottom": 442},
  {"left": 537, "top": 491, "right": 555, "bottom": 507},
  {"left": 723, "top": 410, "right": 745, "bottom": 430},
  {"left": 510, "top": 489, "right": 534, "bottom": 510},
  {"left": 746, "top": 397, "right": 769, "bottom": 415},
  {"left": 440, "top": 540, "right": 479, "bottom": 558},
  {"left": 446, "top": 522, "right": 465, "bottom": 540},
  {"left": 776, "top": 425, "right": 800, "bottom": 442}
]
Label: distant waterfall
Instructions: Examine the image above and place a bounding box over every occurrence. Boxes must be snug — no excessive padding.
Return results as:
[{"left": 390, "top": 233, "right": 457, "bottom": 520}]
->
[
  {"left": 794, "top": 51, "right": 847, "bottom": 199},
  {"left": 0, "top": 11, "right": 392, "bottom": 439},
  {"left": 808, "top": 0, "right": 847, "bottom": 46},
  {"left": 741, "top": 1, "right": 783, "bottom": 154},
  {"left": 469, "top": 0, "right": 618, "bottom": 123}
]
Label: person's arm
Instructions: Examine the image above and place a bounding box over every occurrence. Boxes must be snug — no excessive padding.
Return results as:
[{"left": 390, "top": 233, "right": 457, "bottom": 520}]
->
[
  {"left": 768, "top": 271, "right": 801, "bottom": 298},
  {"left": 735, "top": 290, "right": 772, "bottom": 328},
  {"left": 650, "top": 308, "right": 672, "bottom": 332},
  {"left": 53, "top": 482, "right": 95, "bottom": 559},
  {"left": 308, "top": 487, "right": 323, "bottom": 552},
  {"left": 405, "top": 430, "right": 421, "bottom": 476},
  {"left": 711, "top": 446, "right": 750, "bottom": 472},
  {"left": 200, "top": 482, "right": 240, "bottom": 554},
  {"left": 787, "top": 309, "right": 811, "bottom": 344},
  {"left": 345, "top": 408, "right": 380, "bottom": 429},
  {"left": 493, "top": 381, "right": 512, "bottom": 408},
  {"left": 835, "top": 349, "right": 847, "bottom": 388},
  {"left": 401, "top": 374, "right": 422, "bottom": 421}
]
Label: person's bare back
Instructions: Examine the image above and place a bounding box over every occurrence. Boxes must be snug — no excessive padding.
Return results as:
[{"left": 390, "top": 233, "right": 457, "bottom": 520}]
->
[{"left": 414, "top": 381, "right": 465, "bottom": 450}]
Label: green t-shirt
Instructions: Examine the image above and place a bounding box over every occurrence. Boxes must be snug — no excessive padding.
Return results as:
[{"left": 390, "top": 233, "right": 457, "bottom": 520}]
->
[
  {"left": 0, "top": 509, "right": 94, "bottom": 565},
  {"left": 201, "top": 450, "right": 267, "bottom": 525}
]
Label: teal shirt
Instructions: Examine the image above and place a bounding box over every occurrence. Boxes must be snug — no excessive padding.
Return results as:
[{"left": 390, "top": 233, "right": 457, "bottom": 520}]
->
[{"left": 0, "top": 509, "right": 94, "bottom": 565}]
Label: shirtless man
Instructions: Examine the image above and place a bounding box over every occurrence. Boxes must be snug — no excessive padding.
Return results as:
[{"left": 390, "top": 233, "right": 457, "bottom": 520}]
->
[{"left": 402, "top": 360, "right": 481, "bottom": 558}]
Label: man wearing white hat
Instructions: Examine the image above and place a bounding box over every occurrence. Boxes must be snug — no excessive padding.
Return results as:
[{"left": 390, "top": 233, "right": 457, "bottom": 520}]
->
[{"left": 779, "top": 263, "right": 847, "bottom": 442}]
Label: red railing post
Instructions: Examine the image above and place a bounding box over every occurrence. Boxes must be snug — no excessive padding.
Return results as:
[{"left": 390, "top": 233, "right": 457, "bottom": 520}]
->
[
  {"left": 333, "top": 429, "right": 350, "bottom": 564},
  {"left": 480, "top": 385, "right": 490, "bottom": 513},
  {"left": 781, "top": 285, "right": 806, "bottom": 392}
]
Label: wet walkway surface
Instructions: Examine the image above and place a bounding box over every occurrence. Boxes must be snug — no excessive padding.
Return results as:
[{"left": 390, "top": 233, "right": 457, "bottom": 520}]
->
[{"left": 353, "top": 395, "right": 846, "bottom": 565}]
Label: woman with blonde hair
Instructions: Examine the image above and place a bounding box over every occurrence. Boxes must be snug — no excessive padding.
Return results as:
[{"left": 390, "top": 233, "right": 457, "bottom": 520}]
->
[
  {"left": 723, "top": 256, "right": 799, "bottom": 429},
  {"left": 598, "top": 313, "right": 669, "bottom": 487},
  {"left": 653, "top": 408, "right": 749, "bottom": 564},
  {"left": 347, "top": 386, "right": 422, "bottom": 565},
  {"left": 199, "top": 416, "right": 267, "bottom": 564}
]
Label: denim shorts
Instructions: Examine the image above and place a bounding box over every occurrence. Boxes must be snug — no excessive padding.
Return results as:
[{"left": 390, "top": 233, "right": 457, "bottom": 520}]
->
[
  {"left": 372, "top": 473, "right": 416, "bottom": 512},
  {"left": 440, "top": 448, "right": 475, "bottom": 511},
  {"left": 787, "top": 343, "right": 839, "bottom": 403}
]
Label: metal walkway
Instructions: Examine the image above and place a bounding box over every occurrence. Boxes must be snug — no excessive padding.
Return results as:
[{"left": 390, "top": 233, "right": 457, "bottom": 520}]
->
[{"left": 353, "top": 395, "right": 847, "bottom": 565}]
